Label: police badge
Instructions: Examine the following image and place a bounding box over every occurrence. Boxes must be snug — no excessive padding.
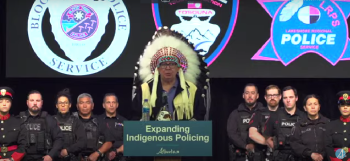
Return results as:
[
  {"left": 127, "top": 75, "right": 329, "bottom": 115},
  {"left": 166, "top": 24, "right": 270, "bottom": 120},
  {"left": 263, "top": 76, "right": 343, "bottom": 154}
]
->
[
  {"left": 344, "top": 93, "right": 349, "bottom": 101},
  {"left": 0, "top": 89, "right": 6, "bottom": 96}
]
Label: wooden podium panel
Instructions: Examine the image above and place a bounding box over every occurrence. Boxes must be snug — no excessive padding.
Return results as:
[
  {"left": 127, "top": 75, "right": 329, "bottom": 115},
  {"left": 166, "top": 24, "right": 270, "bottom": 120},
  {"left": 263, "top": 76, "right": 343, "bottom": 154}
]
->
[{"left": 154, "top": 157, "right": 182, "bottom": 161}]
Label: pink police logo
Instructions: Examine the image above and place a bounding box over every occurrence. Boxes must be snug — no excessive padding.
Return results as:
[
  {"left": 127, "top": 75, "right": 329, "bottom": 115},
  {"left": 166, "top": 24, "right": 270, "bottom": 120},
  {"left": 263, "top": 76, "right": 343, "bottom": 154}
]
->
[{"left": 60, "top": 4, "right": 99, "bottom": 40}]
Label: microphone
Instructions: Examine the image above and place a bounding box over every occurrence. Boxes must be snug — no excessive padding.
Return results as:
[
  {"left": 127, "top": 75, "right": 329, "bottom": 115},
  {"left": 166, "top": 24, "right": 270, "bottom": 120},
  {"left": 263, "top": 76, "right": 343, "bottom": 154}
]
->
[{"left": 162, "top": 92, "right": 168, "bottom": 105}]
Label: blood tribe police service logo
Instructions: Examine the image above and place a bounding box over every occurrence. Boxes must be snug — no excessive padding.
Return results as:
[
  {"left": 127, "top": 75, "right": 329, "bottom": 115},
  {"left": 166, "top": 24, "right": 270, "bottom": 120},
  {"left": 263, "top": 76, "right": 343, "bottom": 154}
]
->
[
  {"left": 28, "top": 0, "right": 130, "bottom": 76},
  {"left": 252, "top": 0, "right": 350, "bottom": 66},
  {"left": 152, "top": 0, "right": 239, "bottom": 66},
  {"left": 61, "top": 4, "right": 99, "bottom": 40}
]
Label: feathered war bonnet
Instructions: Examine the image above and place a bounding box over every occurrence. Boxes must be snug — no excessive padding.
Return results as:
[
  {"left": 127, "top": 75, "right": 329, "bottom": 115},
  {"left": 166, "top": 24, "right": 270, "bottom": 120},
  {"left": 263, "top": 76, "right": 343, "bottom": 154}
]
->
[{"left": 132, "top": 26, "right": 211, "bottom": 120}]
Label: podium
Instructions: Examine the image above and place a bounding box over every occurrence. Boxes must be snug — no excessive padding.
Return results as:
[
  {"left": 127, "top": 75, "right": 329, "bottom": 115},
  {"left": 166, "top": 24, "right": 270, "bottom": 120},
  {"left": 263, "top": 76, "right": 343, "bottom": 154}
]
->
[
  {"left": 123, "top": 121, "right": 212, "bottom": 160},
  {"left": 154, "top": 157, "right": 181, "bottom": 161}
]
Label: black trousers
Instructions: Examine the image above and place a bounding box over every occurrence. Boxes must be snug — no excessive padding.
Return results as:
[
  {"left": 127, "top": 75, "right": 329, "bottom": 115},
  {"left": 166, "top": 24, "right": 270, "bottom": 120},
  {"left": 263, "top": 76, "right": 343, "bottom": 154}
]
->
[{"left": 273, "top": 151, "right": 295, "bottom": 161}]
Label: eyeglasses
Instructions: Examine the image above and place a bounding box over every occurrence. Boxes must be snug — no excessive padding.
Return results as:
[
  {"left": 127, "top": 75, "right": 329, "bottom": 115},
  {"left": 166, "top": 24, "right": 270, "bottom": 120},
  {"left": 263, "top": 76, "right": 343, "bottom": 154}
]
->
[
  {"left": 266, "top": 94, "right": 280, "bottom": 98},
  {"left": 159, "top": 62, "right": 178, "bottom": 69},
  {"left": 57, "top": 102, "right": 69, "bottom": 105}
]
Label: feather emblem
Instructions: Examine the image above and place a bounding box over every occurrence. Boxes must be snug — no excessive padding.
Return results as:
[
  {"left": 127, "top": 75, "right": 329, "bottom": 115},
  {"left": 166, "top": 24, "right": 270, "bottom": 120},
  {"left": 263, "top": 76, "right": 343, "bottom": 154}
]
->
[{"left": 279, "top": 0, "right": 303, "bottom": 22}]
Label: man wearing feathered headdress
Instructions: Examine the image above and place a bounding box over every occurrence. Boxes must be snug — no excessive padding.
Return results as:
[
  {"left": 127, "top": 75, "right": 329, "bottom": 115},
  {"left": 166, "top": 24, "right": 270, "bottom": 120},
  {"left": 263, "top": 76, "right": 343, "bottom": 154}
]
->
[{"left": 131, "top": 26, "right": 210, "bottom": 122}]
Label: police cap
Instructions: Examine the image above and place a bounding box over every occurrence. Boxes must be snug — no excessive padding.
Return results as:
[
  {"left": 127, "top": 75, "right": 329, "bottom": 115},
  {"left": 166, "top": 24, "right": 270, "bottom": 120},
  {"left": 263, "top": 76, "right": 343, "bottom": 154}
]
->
[
  {"left": 0, "top": 87, "right": 14, "bottom": 100},
  {"left": 337, "top": 90, "right": 350, "bottom": 105}
]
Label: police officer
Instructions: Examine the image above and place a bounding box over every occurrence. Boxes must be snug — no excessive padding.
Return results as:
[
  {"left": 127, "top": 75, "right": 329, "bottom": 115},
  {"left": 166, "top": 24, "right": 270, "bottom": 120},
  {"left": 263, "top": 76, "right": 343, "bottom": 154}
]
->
[
  {"left": 19, "top": 90, "right": 64, "bottom": 161},
  {"left": 0, "top": 87, "right": 28, "bottom": 161},
  {"left": 290, "top": 94, "right": 329, "bottom": 161},
  {"left": 54, "top": 88, "right": 87, "bottom": 161},
  {"left": 227, "top": 83, "right": 266, "bottom": 161},
  {"left": 264, "top": 86, "right": 307, "bottom": 161},
  {"left": 74, "top": 93, "right": 113, "bottom": 161},
  {"left": 325, "top": 91, "right": 350, "bottom": 161},
  {"left": 248, "top": 85, "right": 281, "bottom": 161},
  {"left": 98, "top": 93, "right": 126, "bottom": 161}
]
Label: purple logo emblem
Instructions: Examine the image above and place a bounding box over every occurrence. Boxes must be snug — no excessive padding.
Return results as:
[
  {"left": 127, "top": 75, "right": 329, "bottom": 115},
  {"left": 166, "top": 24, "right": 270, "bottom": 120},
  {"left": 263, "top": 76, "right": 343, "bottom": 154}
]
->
[{"left": 60, "top": 4, "right": 99, "bottom": 40}]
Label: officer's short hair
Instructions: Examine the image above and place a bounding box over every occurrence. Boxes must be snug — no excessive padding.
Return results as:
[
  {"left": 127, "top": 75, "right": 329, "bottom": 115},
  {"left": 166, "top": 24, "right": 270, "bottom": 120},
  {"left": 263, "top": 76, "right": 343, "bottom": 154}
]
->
[
  {"left": 103, "top": 93, "right": 118, "bottom": 103},
  {"left": 77, "top": 93, "right": 93, "bottom": 103},
  {"left": 27, "top": 90, "right": 42, "bottom": 100},
  {"left": 265, "top": 85, "right": 281, "bottom": 95},
  {"left": 282, "top": 86, "right": 298, "bottom": 97},
  {"left": 244, "top": 83, "right": 258, "bottom": 93}
]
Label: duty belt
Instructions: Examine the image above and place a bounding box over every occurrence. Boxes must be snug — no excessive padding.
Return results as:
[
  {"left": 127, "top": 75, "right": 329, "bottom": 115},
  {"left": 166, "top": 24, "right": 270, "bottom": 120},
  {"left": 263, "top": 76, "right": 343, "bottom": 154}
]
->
[{"left": 0, "top": 145, "right": 18, "bottom": 152}]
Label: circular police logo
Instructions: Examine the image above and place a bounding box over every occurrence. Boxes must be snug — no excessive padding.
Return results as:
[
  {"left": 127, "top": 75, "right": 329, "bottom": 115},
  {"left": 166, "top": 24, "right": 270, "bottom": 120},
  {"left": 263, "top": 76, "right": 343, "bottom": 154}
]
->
[
  {"left": 252, "top": 0, "right": 350, "bottom": 66},
  {"left": 61, "top": 4, "right": 99, "bottom": 40},
  {"left": 27, "top": 0, "right": 130, "bottom": 76},
  {"left": 336, "top": 149, "right": 346, "bottom": 159}
]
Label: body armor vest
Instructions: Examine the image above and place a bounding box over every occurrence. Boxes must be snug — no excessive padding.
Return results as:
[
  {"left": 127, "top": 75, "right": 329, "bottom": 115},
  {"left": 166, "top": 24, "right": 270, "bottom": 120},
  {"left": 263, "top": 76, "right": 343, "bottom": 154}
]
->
[
  {"left": 20, "top": 111, "right": 52, "bottom": 154},
  {"left": 54, "top": 115, "right": 75, "bottom": 148},
  {"left": 72, "top": 112, "right": 104, "bottom": 152},
  {"left": 259, "top": 111, "right": 270, "bottom": 134},
  {"left": 238, "top": 111, "right": 253, "bottom": 146},
  {"left": 276, "top": 111, "right": 299, "bottom": 149}
]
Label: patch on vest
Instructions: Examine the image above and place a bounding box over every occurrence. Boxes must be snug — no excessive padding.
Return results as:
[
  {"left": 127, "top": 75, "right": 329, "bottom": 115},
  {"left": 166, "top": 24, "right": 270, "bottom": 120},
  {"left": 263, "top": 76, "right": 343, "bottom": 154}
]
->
[
  {"left": 243, "top": 118, "right": 251, "bottom": 124},
  {"left": 281, "top": 122, "right": 295, "bottom": 127},
  {"left": 115, "top": 123, "right": 123, "bottom": 127},
  {"left": 301, "top": 128, "right": 311, "bottom": 134},
  {"left": 60, "top": 125, "right": 72, "bottom": 131},
  {"left": 26, "top": 123, "right": 41, "bottom": 131}
]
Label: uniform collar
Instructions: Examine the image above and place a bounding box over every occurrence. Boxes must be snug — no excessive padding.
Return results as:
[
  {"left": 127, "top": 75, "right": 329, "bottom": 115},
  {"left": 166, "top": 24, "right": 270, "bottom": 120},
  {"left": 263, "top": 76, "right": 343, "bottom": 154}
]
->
[
  {"left": 58, "top": 112, "right": 71, "bottom": 118},
  {"left": 340, "top": 116, "right": 350, "bottom": 122},
  {"left": 281, "top": 107, "right": 303, "bottom": 116},
  {"left": 103, "top": 112, "right": 119, "bottom": 119},
  {"left": 0, "top": 113, "right": 10, "bottom": 121}
]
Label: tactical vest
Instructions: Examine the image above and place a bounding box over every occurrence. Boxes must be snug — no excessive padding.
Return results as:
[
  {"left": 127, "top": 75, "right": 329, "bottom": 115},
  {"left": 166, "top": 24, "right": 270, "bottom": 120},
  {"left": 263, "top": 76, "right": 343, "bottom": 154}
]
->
[
  {"left": 276, "top": 111, "right": 299, "bottom": 149},
  {"left": 72, "top": 112, "right": 104, "bottom": 152},
  {"left": 238, "top": 111, "right": 253, "bottom": 145},
  {"left": 20, "top": 111, "right": 52, "bottom": 154},
  {"left": 54, "top": 115, "right": 76, "bottom": 148},
  {"left": 259, "top": 111, "right": 270, "bottom": 134}
]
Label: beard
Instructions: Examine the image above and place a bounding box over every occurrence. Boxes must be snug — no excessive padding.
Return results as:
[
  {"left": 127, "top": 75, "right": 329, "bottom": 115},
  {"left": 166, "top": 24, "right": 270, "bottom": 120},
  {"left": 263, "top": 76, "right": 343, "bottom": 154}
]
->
[
  {"left": 268, "top": 100, "right": 279, "bottom": 108},
  {"left": 29, "top": 106, "right": 40, "bottom": 114},
  {"left": 245, "top": 101, "right": 256, "bottom": 107}
]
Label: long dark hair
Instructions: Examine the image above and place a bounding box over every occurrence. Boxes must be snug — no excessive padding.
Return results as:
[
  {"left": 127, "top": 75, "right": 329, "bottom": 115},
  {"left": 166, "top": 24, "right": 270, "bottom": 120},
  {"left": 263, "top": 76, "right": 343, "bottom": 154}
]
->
[
  {"left": 303, "top": 94, "right": 320, "bottom": 106},
  {"left": 56, "top": 88, "right": 72, "bottom": 104}
]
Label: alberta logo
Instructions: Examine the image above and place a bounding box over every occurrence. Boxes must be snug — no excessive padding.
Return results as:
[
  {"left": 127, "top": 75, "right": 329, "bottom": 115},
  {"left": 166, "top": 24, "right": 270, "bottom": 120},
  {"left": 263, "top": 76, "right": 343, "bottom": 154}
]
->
[
  {"left": 152, "top": 0, "right": 239, "bottom": 66},
  {"left": 28, "top": 0, "right": 130, "bottom": 76},
  {"left": 252, "top": 0, "right": 350, "bottom": 66}
]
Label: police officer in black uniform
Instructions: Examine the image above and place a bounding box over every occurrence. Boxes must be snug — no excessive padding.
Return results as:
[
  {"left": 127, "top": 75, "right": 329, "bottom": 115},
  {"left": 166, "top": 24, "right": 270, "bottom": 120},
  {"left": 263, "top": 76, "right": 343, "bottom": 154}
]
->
[
  {"left": 19, "top": 90, "right": 64, "bottom": 161},
  {"left": 98, "top": 93, "right": 127, "bottom": 161},
  {"left": 53, "top": 88, "right": 87, "bottom": 161},
  {"left": 325, "top": 91, "right": 350, "bottom": 161},
  {"left": 0, "top": 87, "right": 28, "bottom": 161},
  {"left": 264, "top": 86, "right": 306, "bottom": 161},
  {"left": 290, "top": 94, "right": 329, "bottom": 161},
  {"left": 75, "top": 93, "right": 113, "bottom": 161},
  {"left": 248, "top": 85, "right": 281, "bottom": 161},
  {"left": 227, "top": 83, "right": 266, "bottom": 161}
]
